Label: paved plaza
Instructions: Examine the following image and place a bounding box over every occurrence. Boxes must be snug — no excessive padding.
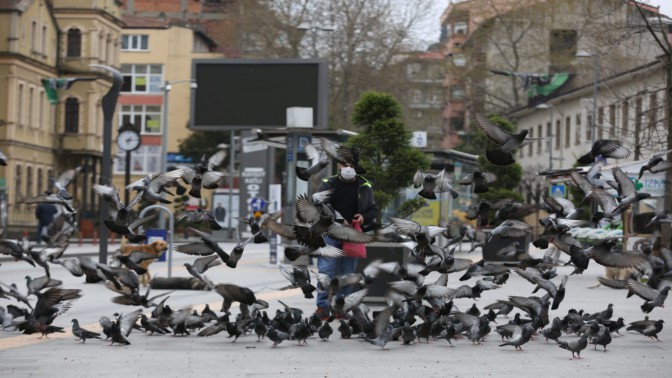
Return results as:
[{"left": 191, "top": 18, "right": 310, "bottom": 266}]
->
[{"left": 0, "top": 241, "right": 669, "bottom": 377}]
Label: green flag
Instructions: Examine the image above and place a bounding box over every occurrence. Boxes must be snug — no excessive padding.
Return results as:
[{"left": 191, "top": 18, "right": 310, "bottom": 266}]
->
[
  {"left": 41, "top": 77, "right": 96, "bottom": 105},
  {"left": 490, "top": 70, "right": 573, "bottom": 101}
]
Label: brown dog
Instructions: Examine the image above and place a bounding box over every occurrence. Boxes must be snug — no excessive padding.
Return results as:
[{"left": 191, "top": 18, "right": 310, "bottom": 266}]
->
[{"left": 119, "top": 240, "right": 169, "bottom": 286}]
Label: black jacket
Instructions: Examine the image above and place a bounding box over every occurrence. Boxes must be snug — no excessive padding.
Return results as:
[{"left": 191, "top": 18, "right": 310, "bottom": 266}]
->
[{"left": 317, "top": 175, "right": 378, "bottom": 232}]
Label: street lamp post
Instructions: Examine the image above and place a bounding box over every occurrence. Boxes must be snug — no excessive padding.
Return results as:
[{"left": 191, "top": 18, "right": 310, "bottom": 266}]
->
[
  {"left": 577, "top": 50, "right": 599, "bottom": 144},
  {"left": 297, "top": 24, "right": 335, "bottom": 58},
  {"left": 160, "top": 79, "right": 197, "bottom": 228}
]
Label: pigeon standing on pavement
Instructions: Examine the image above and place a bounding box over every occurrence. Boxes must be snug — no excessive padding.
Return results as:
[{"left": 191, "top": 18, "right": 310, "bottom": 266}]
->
[
  {"left": 498, "top": 324, "right": 535, "bottom": 350},
  {"left": 71, "top": 319, "right": 102, "bottom": 343},
  {"left": 557, "top": 334, "right": 589, "bottom": 359}
]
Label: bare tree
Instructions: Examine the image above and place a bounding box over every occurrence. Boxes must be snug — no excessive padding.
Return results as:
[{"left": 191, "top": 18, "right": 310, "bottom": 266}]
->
[{"left": 222, "top": 0, "right": 436, "bottom": 128}]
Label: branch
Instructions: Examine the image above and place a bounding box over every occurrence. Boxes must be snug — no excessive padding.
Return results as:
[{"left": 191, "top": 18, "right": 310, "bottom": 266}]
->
[{"left": 632, "top": 1, "right": 670, "bottom": 56}]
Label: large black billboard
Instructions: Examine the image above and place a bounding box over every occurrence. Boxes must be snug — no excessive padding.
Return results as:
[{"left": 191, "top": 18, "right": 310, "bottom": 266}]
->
[{"left": 190, "top": 59, "right": 328, "bottom": 130}]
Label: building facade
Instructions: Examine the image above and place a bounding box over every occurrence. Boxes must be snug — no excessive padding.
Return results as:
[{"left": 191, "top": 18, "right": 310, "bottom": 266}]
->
[
  {"left": 112, "top": 23, "right": 221, "bottom": 200},
  {"left": 439, "top": 0, "right": 665, "bottom": 149},
  {"left": 0, "top": 0, "right": 124, "bottom": 235}
]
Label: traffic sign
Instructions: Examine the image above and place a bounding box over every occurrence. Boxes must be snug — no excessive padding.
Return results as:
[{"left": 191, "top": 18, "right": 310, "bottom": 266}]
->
[{"left": 250, "top": 197, "right": 267, "bottom": 211}]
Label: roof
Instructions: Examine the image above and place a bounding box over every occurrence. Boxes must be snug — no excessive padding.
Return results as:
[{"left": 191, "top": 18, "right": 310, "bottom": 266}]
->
[{"left": 250, "top": 128, "right": 358, "bottom": 149}]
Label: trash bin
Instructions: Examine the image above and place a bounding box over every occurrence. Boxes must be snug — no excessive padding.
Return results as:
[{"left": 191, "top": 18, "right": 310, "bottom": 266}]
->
[
  {"left": 356, "top": 242, "right": 412, "bottom": 305},
  {"left": 145, "top": 229, "right": 168, "bottom": 262}
]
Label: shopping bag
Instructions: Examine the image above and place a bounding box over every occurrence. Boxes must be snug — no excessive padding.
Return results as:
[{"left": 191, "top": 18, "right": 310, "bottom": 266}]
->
[{"left": 342, "top": 222, "right": 367, "bottom": 258}]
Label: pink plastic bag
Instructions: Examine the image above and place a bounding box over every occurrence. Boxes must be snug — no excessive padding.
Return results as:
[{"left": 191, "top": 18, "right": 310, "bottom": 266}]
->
[{"left": 342, "top": 222, "right": 367, "bottom": 258}]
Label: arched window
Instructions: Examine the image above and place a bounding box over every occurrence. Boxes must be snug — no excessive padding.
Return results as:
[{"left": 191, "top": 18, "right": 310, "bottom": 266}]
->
[
  {"left": 67, "top": 28, "right": 81, "bottom": 57},
  {"left": 65, "top": 97, "right": 79, "bottom": 133},
  {"left": 15, "top": 165, "right": 22, "bottom": 202},
  {"left": 37, "top": 168, "right": 44, "bottom": 195},
  {"left": 26, "top": 166, "right": 33, "bottom": 198}
]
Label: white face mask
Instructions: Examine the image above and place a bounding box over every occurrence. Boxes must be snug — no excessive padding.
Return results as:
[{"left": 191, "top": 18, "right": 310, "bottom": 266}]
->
[{"left": 340, "top": 167, "right": 357, "bottom": 181}]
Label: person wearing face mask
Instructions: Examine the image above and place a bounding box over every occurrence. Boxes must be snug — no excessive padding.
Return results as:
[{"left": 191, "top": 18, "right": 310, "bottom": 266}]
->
[{"left": 313, "top": 157, "right": 378, "bottom": 321}]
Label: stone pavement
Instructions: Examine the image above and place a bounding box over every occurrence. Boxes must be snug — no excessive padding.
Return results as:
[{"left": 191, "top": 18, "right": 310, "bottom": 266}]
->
[{"left": 0, "top": 241, "right": 669, "bottom": 377}]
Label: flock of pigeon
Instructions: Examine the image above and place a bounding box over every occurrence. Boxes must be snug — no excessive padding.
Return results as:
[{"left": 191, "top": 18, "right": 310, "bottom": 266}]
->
[{"left": 0, "top": 114, "right": 671, "bottom": 360}]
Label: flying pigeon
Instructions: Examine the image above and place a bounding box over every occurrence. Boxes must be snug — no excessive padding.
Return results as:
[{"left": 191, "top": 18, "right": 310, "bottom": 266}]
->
[
  {"left": 577, "top": 139, "right": 631, "bottom": 165},
  {"left": 473, "top": 113, "right": 538, "bottom": 166}
]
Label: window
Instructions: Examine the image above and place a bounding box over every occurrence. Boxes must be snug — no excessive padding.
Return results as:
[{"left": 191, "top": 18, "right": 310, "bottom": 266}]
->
[
  {"left": 119, "top": 105, "right": 162, "bottom": 134},
  {"left": 31, "top": 20, "right": 37, "bottom": 52},
  {"left": 537, "top": 124, "right": 542, "bottom": 154},
  {"left": 555, "top": 119, "right": 561, "bottom": 150},
  {"left": 549, "top": 29, "right": 577, "bottom": 69},
  {"left": 121, "top": 64, "right": 163, "bottom": 93},
  {"left": 409, "top": 89, "right": 422, "bottom": 104},
  {"left": 597, "top": 107, "right": 604, "bottom": 139},
  {"left": 565, "top": 116, "right": 571, "bottom": 148},
  {"left": 37, "top": 168, "right": 43, "bottom": 195},
  {"left": 38, "top": 91, "right": 44, "bottom": 130},
  {"left": 28, "top": 87, "right": 34, "bottom": 128},
  {"left": 451, "top": 86, "right": 465, "bottom": 99},
  {"left": 121, "top": 34, "right": 149, "bottom": 51},
  {"left": 42, "top": 25, "right": 47, "bottom": 55},
  {"left": 67, "top": 28, "right": 81, "bottom": 57},
  {"left": 99, "top": 33, "right": 106, "bottom": 62},
  {"left": 622, "top": 99, "right": 629, "bottom": 134},
  {"left": 586, "top": 112, "right": 592, "bottom": 141},
  {"left": 26, "top": 166, "right": 33, "bottom": 198},
  {"left": 609, "top": 104, "right": 616, "bottom": 137},
  {"left": 15, "top": 165, "right": 22, "bottom": 202},
  {"left": 65, "top": 97, "right": 79, "bottom": 133},
  {"left": 635, "top": 96, "right": 643, "bottom": 138},
  {"left": 649, "top": 93, "right": 658, "bottom": 128},
  {"left": 575, "top": 114, "right": 582, "bottom": 145},
  {"left": 454, "top": 22, "right": 467, "bottom": 35},
  {"left": 452, "top": 54, "right": 466, "bottom": 67},
  {"left": 528, "top": 129, "right": 534, "bottom": 156},
  {"left": 114, "top": 145, "right": 162, "bottom": 174},
  {"left": 546, "top": 122, "right": 552, "bottom": 152},
  {"left": 17, "top": 83, "right": 24, "bottom": 126},
  {"left": 406, "top": 63, "right": 422, "bottom": 79}
]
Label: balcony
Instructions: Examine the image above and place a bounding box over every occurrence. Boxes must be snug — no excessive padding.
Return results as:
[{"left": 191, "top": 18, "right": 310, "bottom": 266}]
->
[{"left": 59, "top": 133, "right": 103, "bottom": 156}]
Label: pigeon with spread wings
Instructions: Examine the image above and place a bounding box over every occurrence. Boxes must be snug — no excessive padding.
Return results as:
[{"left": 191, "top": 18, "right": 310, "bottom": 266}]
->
[{"left": 473, "top": 113, "right": 539, "bottom": 166}]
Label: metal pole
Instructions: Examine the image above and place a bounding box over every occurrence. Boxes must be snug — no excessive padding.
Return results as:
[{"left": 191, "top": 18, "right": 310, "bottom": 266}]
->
[
  {"left": 549, "top": 108, "right": 554, "bottom": 170},
  {"left": 90, "top": 64, "right": 122, "bottom": 264},
  {"left": 124, "top": 150, "right": 131, "bottom": 205},
  {"left": 228, "top": 129, "right": 235, "bottom": 240},
  {"left": 159, "top": 81, "right": 170, "bottom": 229},
  {"left": 591, "top": 55, "right": 599, "bottom": 144}
]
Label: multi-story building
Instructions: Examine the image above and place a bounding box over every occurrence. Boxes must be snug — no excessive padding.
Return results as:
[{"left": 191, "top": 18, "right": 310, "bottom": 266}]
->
[
  {"left": 0, "top": 0, "right": 124, "bottom": 236},
  {"left": 112, "top": 22, "right": 221, "bottom": 204},
  {"left": 439, "top": 0, "right": 664, "bottom": 149},
  {"left": 399, "top": 49, "right": 446, "bottom": 150},
  {"left": 511, "top": 59, "right": 668, "bottom": 210}
]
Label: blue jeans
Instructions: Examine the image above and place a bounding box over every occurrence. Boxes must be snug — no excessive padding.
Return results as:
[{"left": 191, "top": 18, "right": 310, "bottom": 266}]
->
[{"left": 315, "top": 236, "right": 358, "bottom": 310}]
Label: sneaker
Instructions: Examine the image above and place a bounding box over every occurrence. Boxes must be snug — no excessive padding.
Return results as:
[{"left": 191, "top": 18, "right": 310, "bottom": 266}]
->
[{"left": 315, "top": 307, "right": 331, "bottom": 321}]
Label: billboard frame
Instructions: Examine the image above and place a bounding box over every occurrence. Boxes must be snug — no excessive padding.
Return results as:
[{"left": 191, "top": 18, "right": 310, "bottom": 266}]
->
[{"left": 189, "top": 58, "right": 329, "bottom": 131}]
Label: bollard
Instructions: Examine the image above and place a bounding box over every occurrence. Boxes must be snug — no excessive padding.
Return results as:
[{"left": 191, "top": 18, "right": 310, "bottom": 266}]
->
[{"left": 93, "top": 229, "right": 98, "bottom": 245}]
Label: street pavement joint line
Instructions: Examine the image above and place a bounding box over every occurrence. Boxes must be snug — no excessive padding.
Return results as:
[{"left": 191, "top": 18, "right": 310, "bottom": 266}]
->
[{"left": 0, "top": 288, "right": 302, "bottom": 351}]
